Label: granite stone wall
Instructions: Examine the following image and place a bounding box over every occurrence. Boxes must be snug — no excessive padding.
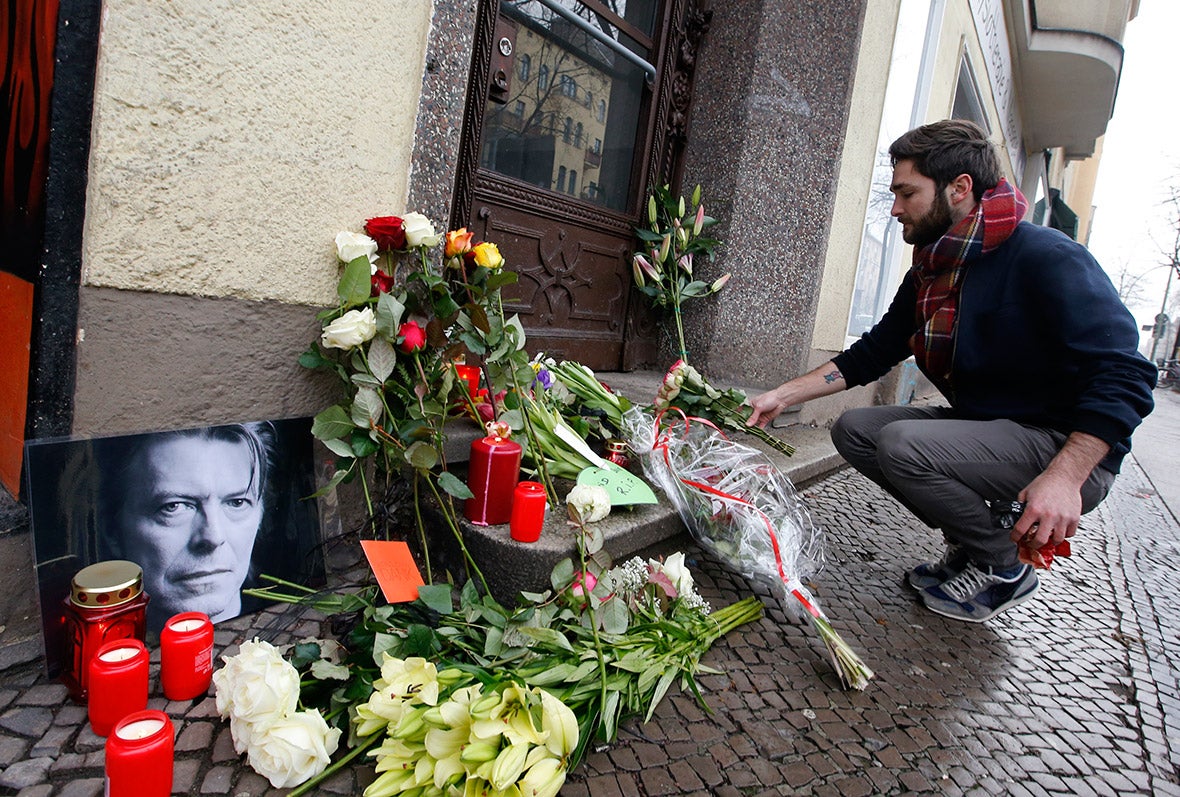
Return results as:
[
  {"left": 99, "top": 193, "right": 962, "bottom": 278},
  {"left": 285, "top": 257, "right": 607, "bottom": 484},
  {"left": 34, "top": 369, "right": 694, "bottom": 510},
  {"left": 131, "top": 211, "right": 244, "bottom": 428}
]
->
[{"left": 679, "top": 0, "right": 869, "bottom": 389}]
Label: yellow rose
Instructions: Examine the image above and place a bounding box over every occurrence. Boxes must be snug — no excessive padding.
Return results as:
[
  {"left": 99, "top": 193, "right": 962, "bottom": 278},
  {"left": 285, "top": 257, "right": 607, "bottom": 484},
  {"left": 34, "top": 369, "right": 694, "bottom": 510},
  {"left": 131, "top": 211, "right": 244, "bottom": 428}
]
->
[{"left": 472, "top": 241, "right": 505, "bottom": 270}]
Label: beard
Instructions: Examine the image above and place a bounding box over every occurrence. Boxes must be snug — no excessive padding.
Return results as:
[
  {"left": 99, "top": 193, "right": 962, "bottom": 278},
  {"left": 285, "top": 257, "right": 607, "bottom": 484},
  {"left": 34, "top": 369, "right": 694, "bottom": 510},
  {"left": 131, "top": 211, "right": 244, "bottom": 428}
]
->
[{"left": 902, "top": 189, "right": 954, "bottom": 248}]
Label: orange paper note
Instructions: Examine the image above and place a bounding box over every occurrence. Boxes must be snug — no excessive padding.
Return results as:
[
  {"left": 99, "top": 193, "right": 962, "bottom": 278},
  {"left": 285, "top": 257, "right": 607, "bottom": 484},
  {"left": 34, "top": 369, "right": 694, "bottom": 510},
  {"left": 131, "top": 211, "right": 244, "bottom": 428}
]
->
[{"left": 360, "top": 540, "right": 426, "bottom": 603}]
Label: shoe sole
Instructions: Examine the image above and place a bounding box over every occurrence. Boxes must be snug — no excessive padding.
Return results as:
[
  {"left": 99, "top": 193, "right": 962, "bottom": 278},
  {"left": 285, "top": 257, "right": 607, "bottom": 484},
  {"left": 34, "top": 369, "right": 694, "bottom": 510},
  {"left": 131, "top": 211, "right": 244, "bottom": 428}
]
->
[{"left": 921, "top": 578, "right": 1040, "bottom": 623}]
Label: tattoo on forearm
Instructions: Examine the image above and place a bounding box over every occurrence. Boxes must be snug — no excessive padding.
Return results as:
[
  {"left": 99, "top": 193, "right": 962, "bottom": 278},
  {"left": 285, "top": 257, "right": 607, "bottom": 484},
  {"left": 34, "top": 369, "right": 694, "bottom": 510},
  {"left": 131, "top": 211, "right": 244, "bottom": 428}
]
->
[{"left": 822, "top": 369, "right": 842, "bottom": 384}]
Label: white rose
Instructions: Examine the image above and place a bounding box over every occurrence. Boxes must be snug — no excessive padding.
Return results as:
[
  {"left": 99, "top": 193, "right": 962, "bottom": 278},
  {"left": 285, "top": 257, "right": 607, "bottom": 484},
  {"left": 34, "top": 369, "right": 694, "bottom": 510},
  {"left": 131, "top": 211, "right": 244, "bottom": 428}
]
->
[
  {"left": 245, "top": 709, "right": 342, "bottom": 789},
  {"left": 654, "top": 551, "right": 694, "bottom": 596},
  {"left": 402, "top": 212, "right": 441, "bottom": 248},
  {"left": 321, "top": 308, "right": 377, "bottom": 350},
  {"left": 566, "top": 484, "right": 611, "bottom": 523},
  {"left": 335, "top": 230, "right": 378, "bottom": 264},
  {"left": 212, "top": 639, "right": 300, "bottom": 726}
]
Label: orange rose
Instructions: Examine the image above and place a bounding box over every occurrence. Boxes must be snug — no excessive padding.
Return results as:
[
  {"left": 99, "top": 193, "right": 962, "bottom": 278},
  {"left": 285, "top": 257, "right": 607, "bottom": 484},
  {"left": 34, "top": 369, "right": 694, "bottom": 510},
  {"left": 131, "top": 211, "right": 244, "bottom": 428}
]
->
[{"left": 445, "top": 228, "right": 475, "bottom": 259}]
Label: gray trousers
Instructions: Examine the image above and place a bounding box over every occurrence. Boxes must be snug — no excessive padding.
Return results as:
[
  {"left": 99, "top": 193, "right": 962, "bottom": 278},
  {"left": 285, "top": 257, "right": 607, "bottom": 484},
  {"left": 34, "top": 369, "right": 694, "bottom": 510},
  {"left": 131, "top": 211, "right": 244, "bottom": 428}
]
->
[{"left": 829, "top": 405, "right": 1115, "bottom": 569}]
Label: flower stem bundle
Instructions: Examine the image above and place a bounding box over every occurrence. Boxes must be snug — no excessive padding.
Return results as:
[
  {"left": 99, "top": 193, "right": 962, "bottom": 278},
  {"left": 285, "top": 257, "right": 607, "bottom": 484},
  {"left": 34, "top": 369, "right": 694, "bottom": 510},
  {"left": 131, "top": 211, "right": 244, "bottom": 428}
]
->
[
  {"left": 632, "top": 184, "right": 730, "bottom": 363},
  {"left": 654, "top": 359, "right": 795, "bottom": 457}
]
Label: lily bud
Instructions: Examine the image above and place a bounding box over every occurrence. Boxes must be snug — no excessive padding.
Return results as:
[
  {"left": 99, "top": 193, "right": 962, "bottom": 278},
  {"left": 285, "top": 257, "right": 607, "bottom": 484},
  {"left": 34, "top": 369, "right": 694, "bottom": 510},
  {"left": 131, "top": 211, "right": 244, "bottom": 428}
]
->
[
  {"left": 710, "top": 272, "right": 731, "bottom": 291},
  {"left": 658, "top": 235, "right": 671, "bottom": 264},
  {"left": 691, "top": 183, "right": 702, "bottom": 207},
  {"left": 632, "top": 259, "right": 646, "bottom": 288},
  {"left": 460, "top": 738, "right": 502, "bottom": 765},
  {"left": 490, "top": 742, "right": 531, "bottom": 790},
  {"left": 678, "top": 254, "right": 693, "bottom": 276},
  {"left": 540, "top": 690, "right": 579, "bottom": 757},
  {"left": 519, "top": 757, "right": 566, "bottom": 797},
  {"left": 647, "top": 194, "right": 658, "bottom": 226},
  {"left": 677, "top": 195, "right": 686, "bottom": 218},
  {"left": 470, "top": 691, "right": 505, "bottom": 721},
  {"left": 693, "top": 204, "right": 705, "bottom": 236},
  {"left": 392, "top": 708, "right": 427, "bottom": 740}
]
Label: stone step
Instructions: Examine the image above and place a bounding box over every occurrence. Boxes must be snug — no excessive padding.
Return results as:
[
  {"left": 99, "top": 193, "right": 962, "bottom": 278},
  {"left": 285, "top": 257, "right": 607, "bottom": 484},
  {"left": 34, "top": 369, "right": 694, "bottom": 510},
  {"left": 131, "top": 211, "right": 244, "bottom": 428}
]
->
[{"left": 460, "top": 370, "right": 843, "bottom": 603}]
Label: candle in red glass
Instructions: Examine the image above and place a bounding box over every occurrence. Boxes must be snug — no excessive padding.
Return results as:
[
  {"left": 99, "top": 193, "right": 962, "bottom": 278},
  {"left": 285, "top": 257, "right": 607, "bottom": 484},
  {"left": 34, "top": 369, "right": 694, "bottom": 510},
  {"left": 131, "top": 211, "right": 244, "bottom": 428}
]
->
[
  {"left": 454, "top": 363, "right": 481, "bottom": 397},
  {"left": 510, "top": 481, "right": 547, "bottom": 542},
  {"left": 60, "top": 560, "right": 150, "bottom": 703},
  {"left": 464, "top": 434, "right": 522, "bottom": 526},
  {"left": 105, "top": 710, "right": 174, "bottom": 797},
  {"left": 88, "top": 639, "right": 149, "bottom": 736},
  {"left": 160, "top": 612, "right": 214, "bottom": 701}
]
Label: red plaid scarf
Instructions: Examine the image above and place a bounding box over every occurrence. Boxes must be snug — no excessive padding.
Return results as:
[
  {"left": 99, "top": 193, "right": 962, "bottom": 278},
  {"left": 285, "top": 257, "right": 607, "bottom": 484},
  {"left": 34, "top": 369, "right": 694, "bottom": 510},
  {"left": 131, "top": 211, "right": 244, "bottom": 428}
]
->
[{"left": 909, "top": 178, "right": 1028, "bottom": 392}]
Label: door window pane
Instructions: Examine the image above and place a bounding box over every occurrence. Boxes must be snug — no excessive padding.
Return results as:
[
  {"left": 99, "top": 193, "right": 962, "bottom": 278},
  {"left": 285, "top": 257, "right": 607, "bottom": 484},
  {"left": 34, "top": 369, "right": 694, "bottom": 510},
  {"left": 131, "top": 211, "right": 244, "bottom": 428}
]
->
[{"left": 480, "top": 0, "right": 657, "bottom": 212}]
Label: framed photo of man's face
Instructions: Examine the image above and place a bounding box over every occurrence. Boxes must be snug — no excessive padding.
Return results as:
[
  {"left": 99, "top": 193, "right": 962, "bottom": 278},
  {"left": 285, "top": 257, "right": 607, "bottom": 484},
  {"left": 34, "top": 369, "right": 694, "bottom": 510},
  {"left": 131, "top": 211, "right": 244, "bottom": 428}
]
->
[{"left": 25, "top": 418, "right": 325, "bottom": 676}]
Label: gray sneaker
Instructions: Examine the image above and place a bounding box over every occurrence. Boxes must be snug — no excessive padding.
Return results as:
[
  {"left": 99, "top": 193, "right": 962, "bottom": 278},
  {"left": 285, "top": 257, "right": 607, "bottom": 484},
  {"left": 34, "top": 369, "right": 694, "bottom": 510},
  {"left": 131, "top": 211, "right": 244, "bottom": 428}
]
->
[
  {"left": 906, "top": 544, "right": 968, "bottom": 590},
  {"left": 920, "top": 563, "right": 1039, "bottom": 623}
]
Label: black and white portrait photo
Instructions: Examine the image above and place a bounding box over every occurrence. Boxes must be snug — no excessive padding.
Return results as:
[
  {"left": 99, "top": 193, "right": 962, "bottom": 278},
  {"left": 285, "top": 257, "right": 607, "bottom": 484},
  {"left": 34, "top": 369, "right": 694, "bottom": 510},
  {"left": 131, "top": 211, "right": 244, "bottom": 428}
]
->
[{"left": 25, "top": 418, "right": 325, "bottom": 674}]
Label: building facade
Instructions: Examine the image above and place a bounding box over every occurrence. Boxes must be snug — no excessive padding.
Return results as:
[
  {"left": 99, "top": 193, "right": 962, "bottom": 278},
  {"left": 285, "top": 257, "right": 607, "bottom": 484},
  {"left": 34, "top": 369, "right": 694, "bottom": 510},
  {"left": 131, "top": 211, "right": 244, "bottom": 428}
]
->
[{"left": 2, "top": 0, "right": 1138, "bottom": 499}]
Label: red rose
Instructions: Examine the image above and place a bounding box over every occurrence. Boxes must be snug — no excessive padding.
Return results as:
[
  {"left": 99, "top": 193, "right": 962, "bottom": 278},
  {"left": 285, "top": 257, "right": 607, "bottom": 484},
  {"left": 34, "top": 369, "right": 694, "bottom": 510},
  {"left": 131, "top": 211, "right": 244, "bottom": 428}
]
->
[
  {"left": 364, "top": 216, "right": 407, "bottom": 251},
  {"left": 398, "top": 320, "right": 426, "bottom": 353},
  {"left": 371, "top": 269, "right": 395, "bottom": 296}
]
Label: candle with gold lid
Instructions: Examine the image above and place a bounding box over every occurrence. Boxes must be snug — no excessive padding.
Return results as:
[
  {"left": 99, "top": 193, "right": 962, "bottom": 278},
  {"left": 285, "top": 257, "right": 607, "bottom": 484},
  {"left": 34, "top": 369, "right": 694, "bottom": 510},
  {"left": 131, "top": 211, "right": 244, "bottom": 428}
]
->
[{"left": 60, "top": 560, "right": 149, "bottom": 703}]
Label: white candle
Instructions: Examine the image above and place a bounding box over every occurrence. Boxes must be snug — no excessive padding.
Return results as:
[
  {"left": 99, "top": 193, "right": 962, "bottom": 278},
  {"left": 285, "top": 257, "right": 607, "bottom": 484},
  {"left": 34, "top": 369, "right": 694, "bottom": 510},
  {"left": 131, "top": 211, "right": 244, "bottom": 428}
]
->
[
  {"left": 168, "top": 618, "right": 206, "bottom": 633},
  {"left": 98, "top": 646, "right": 140, "bottom": 663},
  {"left": 116, "top": 717, "right": 165, "bottom": 740}
]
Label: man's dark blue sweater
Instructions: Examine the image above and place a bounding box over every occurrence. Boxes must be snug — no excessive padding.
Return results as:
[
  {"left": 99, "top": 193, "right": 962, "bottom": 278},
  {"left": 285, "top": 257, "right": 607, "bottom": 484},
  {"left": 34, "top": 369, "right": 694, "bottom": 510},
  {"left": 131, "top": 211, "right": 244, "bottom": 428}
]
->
[{"left": 833, "top": 222, "right": 1157, "bottom": 473}]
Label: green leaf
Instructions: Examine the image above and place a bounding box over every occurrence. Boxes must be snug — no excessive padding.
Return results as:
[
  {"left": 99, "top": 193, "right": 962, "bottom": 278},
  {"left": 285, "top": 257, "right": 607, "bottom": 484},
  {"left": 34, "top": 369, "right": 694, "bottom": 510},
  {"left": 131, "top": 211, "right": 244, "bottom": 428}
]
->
[
  {"left": 599, "top": 596, "right": 630, "bottom": 634},
  {"left": 486, "top": 270, "right": 518, "bottom": 290},
  {"left": 483, "top": 626, "right": 504, "bottom": 658},
  {"left": 350, "top": 387, "right": 382, "bottom": 429},
  {"left": 321, "top": 438, "right": 355, "bottom": 459},
  {"left": 368, "top": 337, "right": 397, "bottom": 382},
  {"left": 404, "top": 440, "right": 438, "bottom": 470},
  {"left": 371, "top": 631, "right": 401, "bottom": 666},
  {"left": 514, "top": 626, "right": 575, "bottom": 653},
  {"left": 289, "top": 641, "right": 322, "bottom": 670},
  {"left": 550, "top": 558, "right": 574, "bottom": 592},
  {"left": 338, "top": 255, "right": 373, "bottom": 306},
  {"left": 523, "top": 663, "right": 576, "bottom": 686},
  {"left": 402, "top": 624, "right": 440, "bottom": 657},
  {"left": 298, "top": 344, "right": 330, "bottom": 370},
  {"left": 312, "top": 405, "right": 355, "bottom": 441},
  {"left": 644, "top": 670, "right": 678, "bottom": 722},
  {"left": 583, "top": 525, "right": 605, "bottom": 556},
  {"left": 376, "top": 292, "right": 406, "bottom": 339},
  {"left": 504, "top": 315, "right": 527, "bottom": 350},
  {"left": 438, "top": 470, "right": 474, "bottom": 500},
  {"left": 417, "top": 584, "right": 453, "bottom": 614}
]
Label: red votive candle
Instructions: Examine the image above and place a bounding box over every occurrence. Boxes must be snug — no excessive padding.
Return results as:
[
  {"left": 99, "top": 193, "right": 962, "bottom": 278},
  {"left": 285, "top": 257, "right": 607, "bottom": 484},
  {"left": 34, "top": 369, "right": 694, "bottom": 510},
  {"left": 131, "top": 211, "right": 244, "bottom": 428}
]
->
[
  {"left": 510, "top": 481, "right": 547, "bottom": 543},
  {"left": 465, "top": 434, "right": 522, "bottom": 525},
  {"left": 454, "top": 363, "right": 481, "bottom": 397},
  {"left": 60, "top": 560, "right": 149, "bottom": 703},
  {"left": 105, "top": 710, "right": 174, "bottom": 797},
  {"left": 160, "top": 612, "right": 214, "bottom": 701},
  {"left": 88, "top": 639, "right": 149, "bottom": 736}
]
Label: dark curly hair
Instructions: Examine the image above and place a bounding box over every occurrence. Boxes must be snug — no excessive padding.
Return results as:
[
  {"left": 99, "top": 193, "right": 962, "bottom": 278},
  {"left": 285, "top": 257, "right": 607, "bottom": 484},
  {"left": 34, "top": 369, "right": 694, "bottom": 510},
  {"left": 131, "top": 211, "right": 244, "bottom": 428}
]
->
[{"left": 889, "top": 119, "right": 1002, "bottom": 201}]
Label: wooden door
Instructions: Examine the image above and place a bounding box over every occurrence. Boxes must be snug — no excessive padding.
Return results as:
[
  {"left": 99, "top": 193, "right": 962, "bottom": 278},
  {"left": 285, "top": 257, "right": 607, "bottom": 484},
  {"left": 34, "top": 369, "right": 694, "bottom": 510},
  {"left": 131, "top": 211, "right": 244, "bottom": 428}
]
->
[{"left": 453, "top": 0, "right": 711, "bottom": 370}]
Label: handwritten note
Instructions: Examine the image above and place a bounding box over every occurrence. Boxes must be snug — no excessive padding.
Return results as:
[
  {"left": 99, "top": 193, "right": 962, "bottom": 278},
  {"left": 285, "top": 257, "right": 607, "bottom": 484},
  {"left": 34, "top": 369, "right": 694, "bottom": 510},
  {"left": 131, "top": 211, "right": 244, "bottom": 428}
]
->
[
  {"left": 575, "top": 465, "right": 658, "bottom": 505},
  {"left": 360, "top": 540, "right": 426, "bottom": 603}
]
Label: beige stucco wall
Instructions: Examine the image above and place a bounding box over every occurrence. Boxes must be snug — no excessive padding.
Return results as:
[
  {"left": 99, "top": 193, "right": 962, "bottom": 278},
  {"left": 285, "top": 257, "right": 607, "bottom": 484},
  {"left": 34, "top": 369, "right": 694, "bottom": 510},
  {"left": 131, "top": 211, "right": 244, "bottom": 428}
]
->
[
  {"left": 82, "top": 0, "right": 432, "bottom": 307},
  {"left": 812, "top": 0, "right": 902, "bottom": 354}
]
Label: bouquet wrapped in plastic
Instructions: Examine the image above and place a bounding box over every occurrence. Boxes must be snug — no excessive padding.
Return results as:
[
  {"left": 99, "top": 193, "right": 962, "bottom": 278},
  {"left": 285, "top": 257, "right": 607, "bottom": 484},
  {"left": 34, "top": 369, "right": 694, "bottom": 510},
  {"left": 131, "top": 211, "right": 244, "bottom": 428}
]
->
[{"left": 623, "top": 407, "right": 874, "bottom": 690}]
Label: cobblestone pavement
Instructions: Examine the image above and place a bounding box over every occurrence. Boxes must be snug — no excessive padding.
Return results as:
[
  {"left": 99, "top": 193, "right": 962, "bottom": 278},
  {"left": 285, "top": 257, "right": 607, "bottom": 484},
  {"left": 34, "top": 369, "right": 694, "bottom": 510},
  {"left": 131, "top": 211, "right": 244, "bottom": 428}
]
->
[{"left": 3, "top": 424, "right": 1180, "bottom": 795}]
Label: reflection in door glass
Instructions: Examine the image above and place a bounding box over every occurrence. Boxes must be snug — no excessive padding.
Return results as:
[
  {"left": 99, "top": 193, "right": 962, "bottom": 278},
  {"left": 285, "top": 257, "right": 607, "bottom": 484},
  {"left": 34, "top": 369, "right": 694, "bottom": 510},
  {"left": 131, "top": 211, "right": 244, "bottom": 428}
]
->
[{"left": 481, "top": 0, "right": 656, "bottom": 212}]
